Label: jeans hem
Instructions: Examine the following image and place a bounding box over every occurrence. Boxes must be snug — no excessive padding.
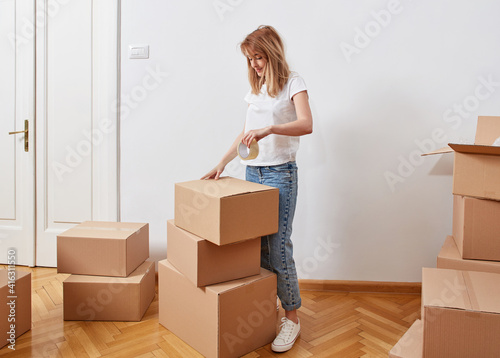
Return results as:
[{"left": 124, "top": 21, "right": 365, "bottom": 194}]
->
[{"left": 281, "top": 300, "right": 302, "bottom": 312}]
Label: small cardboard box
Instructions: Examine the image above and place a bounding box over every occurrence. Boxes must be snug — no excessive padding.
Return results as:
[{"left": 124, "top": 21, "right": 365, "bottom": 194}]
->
[
  {"left": 453, "top": 195, "right": 500, "bottom": 261},
  {"left": 424, "top": 116, "right": 500, "bottom": 201},
  {"left": 158, "top": 259, "right": 277, "bottom": 358},
  {"left": 422, "top": 267, "right": 500, "bottom": 358},
  {"left": 174, "top": 177, "right": 279, "bottom": 245},
  {"left": 388, "top": 319, "right": 422, "bottom": 358},
  {"left": 57, "top": 221, "right": 149, "bottom": 277},
  {"left": 0, "top": 270, "right": 31, "bottom": 349},
  {"left": 63, "top": 260, "right": 155, "bottom": 321},
  {"left": 166, "top": 220, "right": 261, "bottom": 287},
  {"left": 437, "top": 236, "right": 500, "bottom": 275}
]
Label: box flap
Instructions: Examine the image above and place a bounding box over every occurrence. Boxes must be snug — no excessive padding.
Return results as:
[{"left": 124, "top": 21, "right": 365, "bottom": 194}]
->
[
  {"left": 176, "top": 177, "right": 276, "bottom": 199},
  {"left": 423, "top": 116, "right": 500, "bottom": 156},
  {"left": 388, "top": 319, "right": 422, "bottom": 358},
  {"left": 449, "top": 143, "right": 500, "bottom": 156},
  {"left": 463, "top": 271, "right": 500, "bottom": 314},
  {"left": 421, "top": 146, "right": 454, "bottom": 156},
  {"left": 422, "top": 267, "right": 471, "bottom": 310},
  {"left": 438, "top": 236, "right": 462, "bottom": 261},
  {"left": 424, "top": 267, "right": 500, "bottom": 315},
  {"left": 475, "top": 116, "right": 500, "bottom": 145}
]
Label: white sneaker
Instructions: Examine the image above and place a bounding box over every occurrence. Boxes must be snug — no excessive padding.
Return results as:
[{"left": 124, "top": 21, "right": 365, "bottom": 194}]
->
[{"left": 271, "top": 317, "right": 301, "bottom": 352}]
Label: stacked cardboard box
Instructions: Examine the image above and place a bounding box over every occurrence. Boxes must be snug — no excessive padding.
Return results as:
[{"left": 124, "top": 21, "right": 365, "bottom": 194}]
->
[
  {"left": 159, "top": 177, "right": 280, "bottom": 358},
  {"left": 0, "top": 269, "right": 31, "bottom": 349},
  {"left": 57, "top": 221, "right": 155, "bottom": 321},
  {"left": 434, "top": 117, "right": 500, "bottom": 272},
  {"left": 420, "top": 268, "right": 500, "bottom": 357},
  {"left": 391, "top": 268, "right": 500, "bottom": 358},
  {"left": 389, "top": 116, "right": 500, "bottom": 357}
]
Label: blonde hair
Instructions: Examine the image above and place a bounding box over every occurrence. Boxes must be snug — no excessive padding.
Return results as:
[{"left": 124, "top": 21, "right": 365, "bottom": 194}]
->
[{"left": 240, "top": 25, "right": 290, "bottom": 97}]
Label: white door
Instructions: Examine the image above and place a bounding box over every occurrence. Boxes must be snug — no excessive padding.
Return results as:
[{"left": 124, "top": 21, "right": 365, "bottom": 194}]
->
[
  {"left": 0, "top": 0, "right": 119, "bottom": 268},
  {"left": 0, "top": 0, "right": 35, "bottom": 266},
  {"left": 35, "top": 0, "right": 119, "bottom": 267}
]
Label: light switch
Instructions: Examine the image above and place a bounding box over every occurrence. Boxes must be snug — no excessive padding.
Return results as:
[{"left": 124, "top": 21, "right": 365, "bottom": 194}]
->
[{"left": 129, "top": 45, "right": 149, "bottom": 59}]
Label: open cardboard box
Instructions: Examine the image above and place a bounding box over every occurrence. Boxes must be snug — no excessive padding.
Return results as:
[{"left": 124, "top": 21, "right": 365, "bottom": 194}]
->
[
  {"left": 423, "top": 116, "right": 500, "bottom": 201},
  {"left": 422, "top": 267, "right": 500, "bottom": 357},
  {"left": 159, "top": 259, "right": 277, "bottom": 358},
  {"left": 166, "top": 220, "right": 261, "bottom": 287},
  {"left": 438, "top": 236, "right": 500, "bottom": 275},
  {"left": 175, "top": 177, "right": 279, "bottom": 245}
]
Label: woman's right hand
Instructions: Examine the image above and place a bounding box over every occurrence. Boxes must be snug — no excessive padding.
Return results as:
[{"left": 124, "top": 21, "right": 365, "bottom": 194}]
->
[
  {"left": 201, "top": 162, "right": 226, "bottom": 180},
  {"left": 201, "top": 129, "right": 244, "bottom": 180}
]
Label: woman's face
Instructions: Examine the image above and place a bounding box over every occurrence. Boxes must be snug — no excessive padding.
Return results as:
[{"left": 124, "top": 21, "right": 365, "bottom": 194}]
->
[{"left": 247, "top": 52, "right": 267, "bottom": 77}]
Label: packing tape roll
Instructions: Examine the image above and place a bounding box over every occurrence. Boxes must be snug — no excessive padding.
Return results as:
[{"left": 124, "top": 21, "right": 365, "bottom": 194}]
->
[{"left": 237, "top": 140, "right": 259, "bottom": 160}]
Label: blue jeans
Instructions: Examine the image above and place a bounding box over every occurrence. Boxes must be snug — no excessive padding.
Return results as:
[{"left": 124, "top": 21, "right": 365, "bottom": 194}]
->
[{"left": 246, "top": 162, "right": 301, "bottom": 311}]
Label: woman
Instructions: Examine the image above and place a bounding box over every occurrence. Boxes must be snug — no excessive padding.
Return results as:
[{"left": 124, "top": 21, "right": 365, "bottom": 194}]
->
[{"left": 202, "top": 25, "right": 312, "bottom": 353}]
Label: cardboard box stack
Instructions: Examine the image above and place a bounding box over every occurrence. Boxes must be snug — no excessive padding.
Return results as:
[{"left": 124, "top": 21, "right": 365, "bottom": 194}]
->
[
  {"left": 433, "top": 117, "right": 500, "bottom": 273},
  {"left": 57, "top": 221, "right": 155, "bottom": 321},
  {"left": 159, "top": 177, "right": 280, "bottom": 358},
  {"left": 389, "top": 116, "right": 500, "bottom": 357}
]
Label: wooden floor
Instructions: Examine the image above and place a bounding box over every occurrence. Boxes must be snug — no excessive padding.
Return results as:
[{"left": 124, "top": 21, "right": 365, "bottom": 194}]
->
[{"left": 0, "top": 266, "right": 420, "bottom": 357}]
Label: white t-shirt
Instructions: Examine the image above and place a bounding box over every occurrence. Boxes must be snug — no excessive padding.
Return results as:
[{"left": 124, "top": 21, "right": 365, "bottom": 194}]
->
[{"left": 243, "top": 72, "right": 307, "bottom": 166}]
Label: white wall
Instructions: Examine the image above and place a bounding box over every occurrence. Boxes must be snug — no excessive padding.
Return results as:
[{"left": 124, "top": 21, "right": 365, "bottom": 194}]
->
[{"left": 120, "top": 0, "right": 500, "bottom": 282}]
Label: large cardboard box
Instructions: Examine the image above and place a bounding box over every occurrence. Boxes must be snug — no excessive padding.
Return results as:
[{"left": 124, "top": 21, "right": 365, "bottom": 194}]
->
[
  {"left": 57, "top": 221, "right": 149, "bottom": 277},
  {"left": 167, "top": 220, "right": 261, "bottom": 287},
  {"left": 437, "top": 236, "right": 500, "bottom": 274},
  {"left": 421, "top": 267, "right": 500, "bottom": 358},
  {"left": 159, "top": 259, "right": 277, "bottom": 358},
  {"left": 388, "top": 319, "right": 422, "bottom": 358},
  {"left": 63, "top": 260, "right": 155, "bottom": 321},
  {"left": 175, "top": 177, "right": 279, "bottom": 245},
  {"left": 0, "top": 270, "right": 31, "bottom": 349},
  {"left": 424, "top": 116, "right": 500, "bottom": 201},
  {"left": 453, "top": 195, "right": 500, "bottom": 261}
]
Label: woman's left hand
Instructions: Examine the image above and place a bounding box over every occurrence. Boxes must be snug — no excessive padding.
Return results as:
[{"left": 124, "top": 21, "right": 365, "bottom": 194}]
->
[{"left": 241, "top": 126, "right": 272, "bottom": 147}]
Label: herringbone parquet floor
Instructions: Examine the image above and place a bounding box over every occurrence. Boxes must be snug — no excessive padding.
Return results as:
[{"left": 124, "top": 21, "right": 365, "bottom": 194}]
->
[{"left": 0, "top": 266, "right": 420, "bottom": 357}]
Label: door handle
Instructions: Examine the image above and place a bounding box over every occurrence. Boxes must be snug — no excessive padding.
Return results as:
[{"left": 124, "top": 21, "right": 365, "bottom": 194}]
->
[{"left": 8, "top": 119, "right": 29, "bottom": 152}]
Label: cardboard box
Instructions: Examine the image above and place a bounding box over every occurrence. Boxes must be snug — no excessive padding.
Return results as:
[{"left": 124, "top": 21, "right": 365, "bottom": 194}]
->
[
  {"left": 167, "top": 220, "right": 261, "bottom": 287},
  {"left": 388, "top": 319, "right": 422, "bottom": 358},
  {"left": 453, "top": 195, "right": 500, "bottom": 261},
  {"left": 63, "top": 260, "right": 155, "bottom": 321},
  {"left": 423, "top": 116, "right": 500, "bottom": 201},
  {"left": 452, "top": 149, "right": 500, "bottom": 201},
  {"left": 57, "top": 221, "right": 149, "bottom": 277},
  {"left": 437, "top": 236, "right": 500, "bottom": 274},
  {"left": 158, "top": 259, "right": 277, "bottom": 358},
  {"left": 175, "top": 177, "right": 279, "bottom": 245},
  {"left": 0, "top": 270, "right": 31, "bottom": 349},
  {"left": 421, "top": 267, "right": 500, "bottom": 357}
]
